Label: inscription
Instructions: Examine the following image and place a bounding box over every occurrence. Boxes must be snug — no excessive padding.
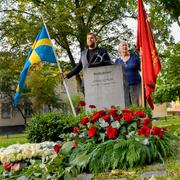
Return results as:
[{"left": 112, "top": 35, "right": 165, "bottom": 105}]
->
[{"left": 94, "top": 71, "right": 112, "bottom": 75}]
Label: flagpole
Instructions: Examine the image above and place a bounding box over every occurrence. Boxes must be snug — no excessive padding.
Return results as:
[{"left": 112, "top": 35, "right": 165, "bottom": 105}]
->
[
  {"left": 140, "top": 47, "right": 145, "bottom": 108},
  {"left": 42, "top": 19, "right": 77, "bottom": 117}
]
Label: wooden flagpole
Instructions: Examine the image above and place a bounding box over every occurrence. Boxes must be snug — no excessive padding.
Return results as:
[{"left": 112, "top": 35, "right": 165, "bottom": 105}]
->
[
  {"left": 140, "top": 47, "right": 145, "bottom": 107},
  {"left": 42, "top": 18, "right": 77, "bottom": 116}
]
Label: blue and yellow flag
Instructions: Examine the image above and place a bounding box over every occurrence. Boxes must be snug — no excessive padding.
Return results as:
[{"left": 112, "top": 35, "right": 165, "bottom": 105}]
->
[{"left": 14, "top": 24, "right": 57, "bottom": 107}]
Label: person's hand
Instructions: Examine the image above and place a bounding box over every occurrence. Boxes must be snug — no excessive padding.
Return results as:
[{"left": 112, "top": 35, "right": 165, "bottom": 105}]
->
[{"left": 60, "top": 73, "right": 67, "bottom": 79}]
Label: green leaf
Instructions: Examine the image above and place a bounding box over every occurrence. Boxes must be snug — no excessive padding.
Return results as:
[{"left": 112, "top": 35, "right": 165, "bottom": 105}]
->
[
  {"left": 99, "top": 119, "right": 109, "bottom": 128},
  {"left": 142, "top": 138, "right": 149, "bottom": 145},
  {"left": 33, "top": 173, "right": 42, "bottom": 177},
  {"left": 100, "top": 133, "right": 106, "bottom": 142},
  {"left": 111, "top": 121, "right": 120, "bottom": 129},
  {"left": 70, "top": 153, "right": 90, "bottom": 168},
  {"left": 61, "top": 141, "right": 73, "bottom": 156}
]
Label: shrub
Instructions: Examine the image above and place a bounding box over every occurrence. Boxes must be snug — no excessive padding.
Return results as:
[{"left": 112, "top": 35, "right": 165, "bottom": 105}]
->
[
  {"left": 26, "top": 112, "right": 79, "bottom": 143},
  {"left": 128, "top": 105, "right": 152, "bottom": 118}
]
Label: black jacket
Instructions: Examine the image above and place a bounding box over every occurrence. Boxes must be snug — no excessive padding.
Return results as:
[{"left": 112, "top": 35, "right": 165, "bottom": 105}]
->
[{"left": 66, "top": 47, "right": 112, "bottom": 79}]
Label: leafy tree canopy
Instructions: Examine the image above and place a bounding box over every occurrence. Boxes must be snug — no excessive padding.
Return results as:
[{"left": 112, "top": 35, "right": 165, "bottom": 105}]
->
[
  {"left": 154, "top": 43, "right": 180, "bottom": 103},
  {"left": 0, "top": 0, "right": 179, "bottom": 106}
]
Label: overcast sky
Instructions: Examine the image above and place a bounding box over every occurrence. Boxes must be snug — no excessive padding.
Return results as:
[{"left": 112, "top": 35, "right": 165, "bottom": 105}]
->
[
  {"left": 126, "top": 18, "right": 180, "bottom": 43},
  {"left": 171, "top": 23, "right": 180, "bottom": 42}
]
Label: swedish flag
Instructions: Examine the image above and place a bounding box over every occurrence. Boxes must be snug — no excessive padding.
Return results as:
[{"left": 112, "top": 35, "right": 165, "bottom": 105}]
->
[{"left": 14, "top": 24, "right": 57, "bottom": 107}]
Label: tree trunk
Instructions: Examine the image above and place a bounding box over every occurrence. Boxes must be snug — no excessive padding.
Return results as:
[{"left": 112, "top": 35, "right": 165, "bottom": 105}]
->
[{"left": 8, "top": 94, "right": 27, "bottom": 125}]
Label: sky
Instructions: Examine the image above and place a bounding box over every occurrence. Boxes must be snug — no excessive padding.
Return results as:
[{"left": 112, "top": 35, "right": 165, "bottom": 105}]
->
[
  {"left": 171, "top": 23, "right": 180, "bottom": 43},
  {"left": 126, "top": 18, "right": 180, "bottom": 43}
]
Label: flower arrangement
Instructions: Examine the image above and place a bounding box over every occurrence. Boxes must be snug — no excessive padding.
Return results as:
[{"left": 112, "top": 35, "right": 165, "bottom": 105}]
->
[
  {"left": 55, "top": 106, "right": 174, "bottom": 174},
  {"left": 0, "top": 141, "right": 55, "bottom": 163},
  {"left": 71, "top": 106, "right": 167, "bottom": 143},
  {"left": 0, "top": 106, "right": 175, "bottom": 178}
]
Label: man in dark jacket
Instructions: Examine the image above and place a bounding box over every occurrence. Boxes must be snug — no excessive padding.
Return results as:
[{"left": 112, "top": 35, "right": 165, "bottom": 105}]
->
[{"left": 64, "top": 32, "right": 112, "bottom": 79}]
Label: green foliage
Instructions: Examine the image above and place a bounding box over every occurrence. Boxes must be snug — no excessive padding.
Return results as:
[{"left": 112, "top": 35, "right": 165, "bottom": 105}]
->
[
  {"left": 0, "top": 52, "right": 23, "bottom": 95},
  {"left": 26, "top": 112, "right": 79, "bottom": 142},
  {"left": 128, "top": 105, "right": 152, "bottom": 118},
  {"left": 154, "top": 43, "right": 180, "bottom": 103},
  {"left": 0, "top": 0, "right": 176, "bottom": 68},
  {"left": 5, "top": 157, "right": 65, "bottom": 179},
  {"left": 67, "top": 136, "right": 175, "bottom": 175},
  {"left": 26, "top": 64, "right": 64, "bottom": 112},
  {"left": 158, "top": 0, "right": 180, "bottom": 27},
  {"left": 1, "top": 116, "right": 177, "bottom": 178},
  {"left": 153, "top": 116, "right": 180, "bottom": 138}
]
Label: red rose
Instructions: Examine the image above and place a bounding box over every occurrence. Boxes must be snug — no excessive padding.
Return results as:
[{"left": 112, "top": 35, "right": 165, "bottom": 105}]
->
[
  {"left": 102, "top": 115, "right": 110, "bottom": 122},
  {"left": 134, "top": 110, "right": 146, "bottom": 118},
  {"left": 138, "top": 126, "right": 150, "bottom": 137},
  {"left": 3, "top": 162, "right": 11, "bottom": 172},
  {"left": 123, "top": 113, "right": 134, "bottom": 123},
  {"left": 54, "top": 144, "right": 62, "bottom": 154},
  {"left": 142, "top": 118, "right": 152, "bottom": 126},
  {"left": 109, "top": 109, "right": 118, "bottom": 116},
  {"left": 79, "top": 100, "right": 86, "bottom": 106},
  {"left": 90, "top": 113, "right": 100, "bottom": 123},
  {"left": 163, "top": 127, "right": 168, "bottom": 131},
  {"left": 72, "top": 140, "right": 78, "bottom": 148},
  {"left": 151, "top": 127, "right": 163, "bottom": 138},
  {"left": 73, "top": 127, "right": 79, "bottom": 134},
  {"left": 114, "top": 115, "right": 122, "bottom": 121},
  {"left": 97, "top": 110, "right": 106, "bottom": 116},
  {"left": 106, "top": 126, "right": 118, "bottom": 139},
  {"left": 88, "top": 126, "right": 97, "bottom": 138},
  {"left": 80, "top": 116, "right": 89, "bottom": 125},
  {"left": 89, "top": 104, "right": 96, "bottom": 109},
  {"left": 110, "top": 105, "right": 116, "bottom": 109},
  {"left": 121, "top": 109, "right": 132, "bottom": 114}
]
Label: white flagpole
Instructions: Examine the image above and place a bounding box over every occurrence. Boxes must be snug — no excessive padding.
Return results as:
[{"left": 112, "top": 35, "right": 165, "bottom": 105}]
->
[{"left": 42, "top": 20, "right": 77, "bottom": 117}]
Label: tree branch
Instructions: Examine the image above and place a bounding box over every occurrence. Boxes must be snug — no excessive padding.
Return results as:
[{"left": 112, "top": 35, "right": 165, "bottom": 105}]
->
[
  {"left": 96, "top": 18, "right": 117, "bottom": 35},
  {"left": 0, "top": 9, "right": 39, "bottom": 18},
  {"left": 177, "top": 17, "right": 180, "bottom": 28}
]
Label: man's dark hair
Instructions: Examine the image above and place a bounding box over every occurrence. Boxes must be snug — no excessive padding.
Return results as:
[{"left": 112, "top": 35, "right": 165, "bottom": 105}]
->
[{"left": 87, "top": 32, "right": 96, "bottom": 39}]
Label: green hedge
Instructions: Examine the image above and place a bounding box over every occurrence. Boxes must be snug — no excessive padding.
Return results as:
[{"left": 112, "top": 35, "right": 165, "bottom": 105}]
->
[{"left": 26, "top": 112, "right": 81, "bottom": 143}]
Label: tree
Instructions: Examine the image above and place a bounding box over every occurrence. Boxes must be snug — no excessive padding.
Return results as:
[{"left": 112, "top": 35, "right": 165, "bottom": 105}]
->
[
  {"left": 0, "top": 0, "right": 175, "bottom": 74},
  {"left": 26, "top": 63, "right": 64, "bottom": 112},
  {"left": 158, "top": 0, "right": 180, "bottom": 27},
  {"left": 0, "top": 51, "right": 29, "bottom": 124},
  {"left": 154, "top": 43, "right": 180, "bottom": 103},
  {"left": 0, "top": 0, "right": 179, "bottom": 109}
]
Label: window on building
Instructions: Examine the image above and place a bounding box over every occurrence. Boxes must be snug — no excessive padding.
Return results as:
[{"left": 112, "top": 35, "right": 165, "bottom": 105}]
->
[{"left": 1, "top": 103, "right": 11, "bottom": 119}]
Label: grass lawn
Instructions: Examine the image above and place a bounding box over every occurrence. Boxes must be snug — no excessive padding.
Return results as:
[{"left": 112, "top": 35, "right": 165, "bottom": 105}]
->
[
  {"left": 0, "top": 133, "right": 28, "bottom": 147},
  {"left": 153, "top": 115, "right": 180, "bottom": 136},
  {"left": 94, "top": 157, "right": 180, "bottom": 180}
]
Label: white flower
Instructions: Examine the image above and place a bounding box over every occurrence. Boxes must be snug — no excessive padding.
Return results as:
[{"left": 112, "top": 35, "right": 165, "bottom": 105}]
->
[{"left": 0, "top": 141, "right": 56, "bottom": 163}]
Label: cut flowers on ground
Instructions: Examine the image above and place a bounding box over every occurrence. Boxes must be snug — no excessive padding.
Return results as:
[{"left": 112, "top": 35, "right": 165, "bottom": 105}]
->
[{"left": 0, "top": 106, "right": 176, "bottom": 179}]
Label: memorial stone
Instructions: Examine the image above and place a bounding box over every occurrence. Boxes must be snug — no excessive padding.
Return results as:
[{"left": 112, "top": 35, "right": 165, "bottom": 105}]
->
[{"left": 84, "top": 65, "right": 130, "bottom": 111}]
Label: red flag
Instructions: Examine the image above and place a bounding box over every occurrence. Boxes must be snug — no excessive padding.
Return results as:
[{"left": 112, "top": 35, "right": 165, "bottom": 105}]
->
[{"left": 136, "top": 0, "right": 161, "bottom": 109}]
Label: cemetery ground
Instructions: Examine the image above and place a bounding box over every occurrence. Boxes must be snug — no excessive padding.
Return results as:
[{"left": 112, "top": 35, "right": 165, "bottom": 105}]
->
[{"left": 0, "top": 115, "right": 179, "bottom": 180}]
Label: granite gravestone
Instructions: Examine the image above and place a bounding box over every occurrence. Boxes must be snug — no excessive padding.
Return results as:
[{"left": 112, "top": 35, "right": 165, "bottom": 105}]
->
[{"left": 84, "top": 64, "right": 130, "bottom": 111}]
